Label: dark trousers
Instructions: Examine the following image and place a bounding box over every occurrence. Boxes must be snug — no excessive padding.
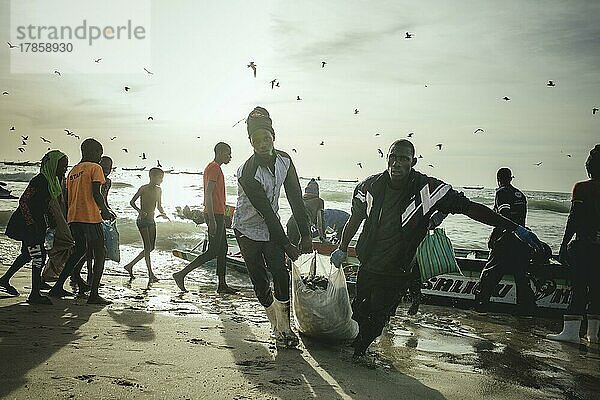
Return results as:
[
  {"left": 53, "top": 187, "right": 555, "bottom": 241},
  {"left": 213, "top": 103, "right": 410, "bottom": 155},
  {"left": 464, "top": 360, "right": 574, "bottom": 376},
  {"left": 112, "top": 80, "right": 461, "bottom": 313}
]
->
[
  {"left": 181, "top": 214, "right": 228, "bottom": 278},
  {"left": 234, "top": 230, "right": 288, "bottom": 307},
  {"left": 352, "top": 268, "right": 409, "bottom": 354},
  {"left": 54, "top": 223, "right": 103, "bottom": 288},
  {"left": 475, "top": 234, "right": 535, "bottom": 311},
  {"left": 1, "top": 242, "right": 33, "bottom": 281},
  {"left": 567, "top": 240, "right": 600, "bottom": 315},
  {"left": 1, "top": 242, "right": 45, "bottom": 294}
]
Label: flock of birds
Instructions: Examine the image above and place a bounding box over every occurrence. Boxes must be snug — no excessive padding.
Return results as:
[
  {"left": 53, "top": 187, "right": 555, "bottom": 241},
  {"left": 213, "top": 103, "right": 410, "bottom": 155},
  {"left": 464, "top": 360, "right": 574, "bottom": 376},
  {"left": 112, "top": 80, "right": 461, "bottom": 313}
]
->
[{"left": 3, "top": 33, "right": 598, "bottom": 173}]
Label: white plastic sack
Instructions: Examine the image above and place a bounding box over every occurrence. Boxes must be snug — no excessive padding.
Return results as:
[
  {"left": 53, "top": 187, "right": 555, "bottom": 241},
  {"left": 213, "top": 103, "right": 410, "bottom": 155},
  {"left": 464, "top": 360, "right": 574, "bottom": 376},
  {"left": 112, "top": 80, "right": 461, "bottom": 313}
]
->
[{"left": 292, "top": 252, "right": 358, "bottom": 341}]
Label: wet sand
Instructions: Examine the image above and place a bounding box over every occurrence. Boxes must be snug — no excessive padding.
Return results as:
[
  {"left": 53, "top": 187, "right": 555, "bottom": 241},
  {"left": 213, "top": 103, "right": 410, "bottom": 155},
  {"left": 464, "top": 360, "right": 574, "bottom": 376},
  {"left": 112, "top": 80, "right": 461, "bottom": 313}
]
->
[{"left": 1, "top": 264, "right": 599, "bottom": 400}]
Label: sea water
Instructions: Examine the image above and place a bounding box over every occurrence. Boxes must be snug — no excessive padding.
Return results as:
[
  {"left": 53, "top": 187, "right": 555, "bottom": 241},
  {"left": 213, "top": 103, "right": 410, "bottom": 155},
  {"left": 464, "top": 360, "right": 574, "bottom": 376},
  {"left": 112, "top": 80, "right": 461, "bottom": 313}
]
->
[{"left": 0, "top": 164, "right": 570, "bottom": 285}]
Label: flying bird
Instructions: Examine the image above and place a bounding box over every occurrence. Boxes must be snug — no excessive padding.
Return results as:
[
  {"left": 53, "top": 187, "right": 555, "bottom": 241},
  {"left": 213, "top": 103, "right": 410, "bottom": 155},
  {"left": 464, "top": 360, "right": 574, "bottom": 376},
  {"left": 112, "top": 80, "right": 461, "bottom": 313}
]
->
[
  {"left": 297, "top": 96, "right": 302, "bottom": 101},
  {"left": 147, "top": 116, "right": 154, "bottom": 121},
  {"left": 18, "top": 147, "right": 25, "bottom": 153},
  {"left": 136, "top": 174, "right": 142, "bottom": 179},
  {"left": 73, "top": 134, "right": 80, "bottom": 139},
  {"left": 40, "top": 137, "right": 51, "bottom": 143},
  {"left": 232, "top": 118, "right": 246, "bottom": 127},
  {"left": 547, "top": 80, "right": 556, "bottom": 87},
  {"left": 534, "top": 162, "right": 543, "bottom": 166},
  {"left": 247, "top": 61, "right": 257, "bottom": 78},
  {"left": 319, "top": 141, "right": 324, "bottom": 146},
  {"left": 354, "top": 108, "right": 359, "bottom": 115},
  {"left": 21, "top": 140, "right": 27, "bottom": 146},
  {"left": 502, "top": 96, "right": 510, "bottom": 101},
  {"left": 292, "top": 149, "right": 297, "bottom": 153},
  {"left": 405, "top": 32, "right": 414, "bottom": 39},
  {"left": 565, "top": 154, "right": 572, "bottom": 158},
  {"left": 2, "top": 91, "right": 8, "bottom": 95},
  {"left": 124, "top": 86, "right": 130, "bottom": 92},
  {"left": 377, "top": 149, "right": 384, "bottom": 158},
  {"left": 21, "top": 135, "right": 28, "bottom": 141},
  {"left": 122, "top": 148, "right": 128, "bottom": 153},
  {"left": 64, "top": 129, "right": 73, "bottom": 135},
  {"left": 54, "top": 70, "right": 61, "bottom": 76},
  {"left": 10, "top": 126, "right": 15, "bottom": 131},
  {"left": 94, "top": 58, "right": 102, "bottom": 63},
  {"left": 270, "top": 79, "right": 277, "bottom": 89},
  {"left": 374, "top": 133, "right": 380, "bottom": 137},
  {"left": 418, "top": 155, "right": 423, "bottom": 159},
  {"left": 428, "top": 164, "right": 435, "bottom": 168},
  {"left": 593, "top": 107, "right": 598, "bottom": 115},
  {"left": 157, "top": 160, "right": 162, "bottom": 168},
  {"left": 474, "top": 128, "right": 484, "bottom": 134},
  {"left": 357, "top": 162, "right": 363, "bottom": 169},
  {"left": 275, "top": 81, "right": 280, "bottom": 87},
  {"left": 407, "top": 132, "right": 414, "bottom": 137},
  {"left": 141, "top": 152, "right": 147, "bottom": 160},
  {"left": 7, "top": 42, "right": 17, "bottom": 49},
  {"left": 144, "top": 67, "right": 153, "bottom": 75},
  {"left": 110, "top": 136, "right": 117, "bottom": 140},
  {"left": 436, "top": 144, "right": 443, "bottom": 150},
  {"left": 321, "top": 61, "right": 327, "bottom": 68}
]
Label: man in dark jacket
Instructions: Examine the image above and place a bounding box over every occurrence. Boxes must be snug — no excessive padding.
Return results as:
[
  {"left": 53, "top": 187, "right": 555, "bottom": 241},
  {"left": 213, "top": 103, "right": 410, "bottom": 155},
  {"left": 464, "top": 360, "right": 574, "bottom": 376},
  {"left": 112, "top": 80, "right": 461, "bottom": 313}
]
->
[{"left": 331, "top": 140, "right": 544, "bottom": 360}]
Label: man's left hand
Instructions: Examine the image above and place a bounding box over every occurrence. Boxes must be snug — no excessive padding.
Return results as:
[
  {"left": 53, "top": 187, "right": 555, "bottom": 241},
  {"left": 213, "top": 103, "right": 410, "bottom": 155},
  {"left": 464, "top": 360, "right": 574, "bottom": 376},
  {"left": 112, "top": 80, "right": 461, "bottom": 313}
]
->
[{"left": 299, "top": 235, "right": 313, "bottom": 254}]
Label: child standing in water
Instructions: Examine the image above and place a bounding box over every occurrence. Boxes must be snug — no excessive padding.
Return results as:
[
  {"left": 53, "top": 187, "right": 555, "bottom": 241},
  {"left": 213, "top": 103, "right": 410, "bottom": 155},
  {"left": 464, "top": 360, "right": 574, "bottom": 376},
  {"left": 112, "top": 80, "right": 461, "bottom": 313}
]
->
[{"left": 124, "top": 168, "right": 169, "bottom": 282}]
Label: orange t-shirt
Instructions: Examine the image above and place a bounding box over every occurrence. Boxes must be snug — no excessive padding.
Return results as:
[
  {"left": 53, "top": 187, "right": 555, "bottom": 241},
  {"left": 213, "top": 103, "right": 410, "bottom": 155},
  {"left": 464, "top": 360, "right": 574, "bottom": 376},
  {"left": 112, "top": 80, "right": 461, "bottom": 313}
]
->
[
  {"left": 67, "top": 162, "right": 106, "bottom": 223},
  {"left": 203, "top": 161, "right": 226, "bottom": 215}
]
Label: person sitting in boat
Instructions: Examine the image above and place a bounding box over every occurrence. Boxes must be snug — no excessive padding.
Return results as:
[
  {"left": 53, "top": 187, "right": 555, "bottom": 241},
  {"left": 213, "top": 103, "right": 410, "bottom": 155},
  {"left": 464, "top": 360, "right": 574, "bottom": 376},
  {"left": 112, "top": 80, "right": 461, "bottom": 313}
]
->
[
  {"left": 330, "top": 139, "right": 545, "bottom": 361},
  {"left": 547, "top": 144, "right": 600, "bottom": 344},
  {"left": 232, "top": 106, "right": 313, "bottom": 348},
  {"left": 286, "top": 178, "right": 327, "bottom": 244},
  {"left": 172, "top": 142, "right": 237, "bottom": 294},
  {"left": 474, "top": 167, "right": 537, "bottom": 316}
]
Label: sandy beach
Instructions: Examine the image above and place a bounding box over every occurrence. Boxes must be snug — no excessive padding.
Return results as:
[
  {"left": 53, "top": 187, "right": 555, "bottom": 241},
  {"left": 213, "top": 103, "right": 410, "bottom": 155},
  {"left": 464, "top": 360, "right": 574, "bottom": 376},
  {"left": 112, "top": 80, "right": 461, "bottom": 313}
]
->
[{"left": 1, "top": 262, "right": 599, "bottom": 400}]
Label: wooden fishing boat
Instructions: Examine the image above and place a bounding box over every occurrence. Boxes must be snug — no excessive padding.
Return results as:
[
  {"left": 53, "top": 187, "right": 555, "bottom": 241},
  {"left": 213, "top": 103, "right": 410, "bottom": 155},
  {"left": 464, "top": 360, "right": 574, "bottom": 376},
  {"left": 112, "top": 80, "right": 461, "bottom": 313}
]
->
[
  {"left": 172, "top": 237, "right": 572, "bottom": 313},
  {"left": 121, "top": 167, "right": 146, "bottom": 171}
]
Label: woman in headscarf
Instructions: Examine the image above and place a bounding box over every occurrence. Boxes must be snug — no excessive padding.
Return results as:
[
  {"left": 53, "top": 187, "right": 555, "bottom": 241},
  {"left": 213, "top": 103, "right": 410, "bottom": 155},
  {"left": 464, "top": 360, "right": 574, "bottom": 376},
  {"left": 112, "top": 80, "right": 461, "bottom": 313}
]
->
[{"left": 0, "top": 150, "right": 69, "bottom": 304}]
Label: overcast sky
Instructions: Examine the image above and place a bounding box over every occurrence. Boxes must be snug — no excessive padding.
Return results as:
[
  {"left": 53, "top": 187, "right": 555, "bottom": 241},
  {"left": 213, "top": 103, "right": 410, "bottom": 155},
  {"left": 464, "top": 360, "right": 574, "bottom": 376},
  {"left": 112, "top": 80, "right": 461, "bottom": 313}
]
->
[{"left": 1, "top": 0, "right": 598, "bottom": 192}]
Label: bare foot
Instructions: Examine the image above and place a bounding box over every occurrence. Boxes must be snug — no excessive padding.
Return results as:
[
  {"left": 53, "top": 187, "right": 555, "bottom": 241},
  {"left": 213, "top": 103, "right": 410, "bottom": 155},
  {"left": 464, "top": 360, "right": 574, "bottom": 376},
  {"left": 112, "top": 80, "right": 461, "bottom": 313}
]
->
[
  {"left": 172, "top": 272, "right": 187, "bottom": 292},
  {"left": 148, "top": 276, "right": 159, "bottom": 284},
  {"left": 124, "top": 264, "right": 135, "bottom": 279}
]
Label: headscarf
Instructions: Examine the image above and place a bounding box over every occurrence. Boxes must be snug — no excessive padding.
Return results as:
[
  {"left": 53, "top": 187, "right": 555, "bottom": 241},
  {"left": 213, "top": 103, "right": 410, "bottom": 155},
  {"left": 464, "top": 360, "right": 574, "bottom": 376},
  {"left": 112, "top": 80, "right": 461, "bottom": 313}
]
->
[
  {"left": 40, "top": 150, "right": 66, "bottom": 199},
  {"left": 246, "top": 106, "right": 275, "bottom": 139},
  {"left": 304, "top": 178, "right": 319, "bottom": 197}
]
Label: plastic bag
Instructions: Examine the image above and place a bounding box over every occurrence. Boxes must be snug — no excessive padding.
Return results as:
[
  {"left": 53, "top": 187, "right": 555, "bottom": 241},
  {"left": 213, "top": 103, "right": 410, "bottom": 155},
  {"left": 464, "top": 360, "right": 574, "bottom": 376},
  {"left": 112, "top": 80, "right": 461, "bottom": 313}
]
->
[
  {"left": 292, "top": 252, "right": 358, "bottom": 341},
  {"left": 102, "top": 221, "right": 120, "bottom": 263},
  {"left": 416, "top": 228, "right": 462, "bottom": 281}
]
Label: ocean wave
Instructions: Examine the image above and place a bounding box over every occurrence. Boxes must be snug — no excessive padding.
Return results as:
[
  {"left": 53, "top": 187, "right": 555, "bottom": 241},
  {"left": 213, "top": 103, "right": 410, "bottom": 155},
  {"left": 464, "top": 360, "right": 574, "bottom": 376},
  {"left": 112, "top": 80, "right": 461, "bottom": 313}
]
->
[
  {"left": 0, "top": 172, "right": 37, "bottom": 182},
  {"left": 528, "top": 199, "right": 570, "bottom": 213},
  {"left": 116, "top": 218, "right": 204, "bottom": 251},
  {"left": 320, "top": 190, "right": 353, "bottom": 203}
]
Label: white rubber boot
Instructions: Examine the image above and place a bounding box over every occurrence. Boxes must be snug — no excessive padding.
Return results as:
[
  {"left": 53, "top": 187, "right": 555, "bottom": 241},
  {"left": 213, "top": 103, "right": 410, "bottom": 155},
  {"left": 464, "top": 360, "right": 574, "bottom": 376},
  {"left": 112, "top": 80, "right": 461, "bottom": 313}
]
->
[
  {"left": 273, "top": 298, "right": 299, "bottom": 348},
  {"left": 546, "top": 315, "right": 582, "bottom": 343},
  {"left": 265, "top": 302, "right": 277, "bottom": 332},
  {"left": 584, "top": 315, "right": 599, "bottom": 344}
]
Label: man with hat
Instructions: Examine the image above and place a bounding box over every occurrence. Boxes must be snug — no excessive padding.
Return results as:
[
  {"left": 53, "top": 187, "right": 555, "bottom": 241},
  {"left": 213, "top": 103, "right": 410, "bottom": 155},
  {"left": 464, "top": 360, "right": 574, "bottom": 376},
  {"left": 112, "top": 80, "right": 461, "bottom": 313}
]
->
[
  {"left": 474, "top": 167, "right": 537, "bottom": 315},
  {"left": 232, "top": 106, "right": 313, "bottom": 348}
]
